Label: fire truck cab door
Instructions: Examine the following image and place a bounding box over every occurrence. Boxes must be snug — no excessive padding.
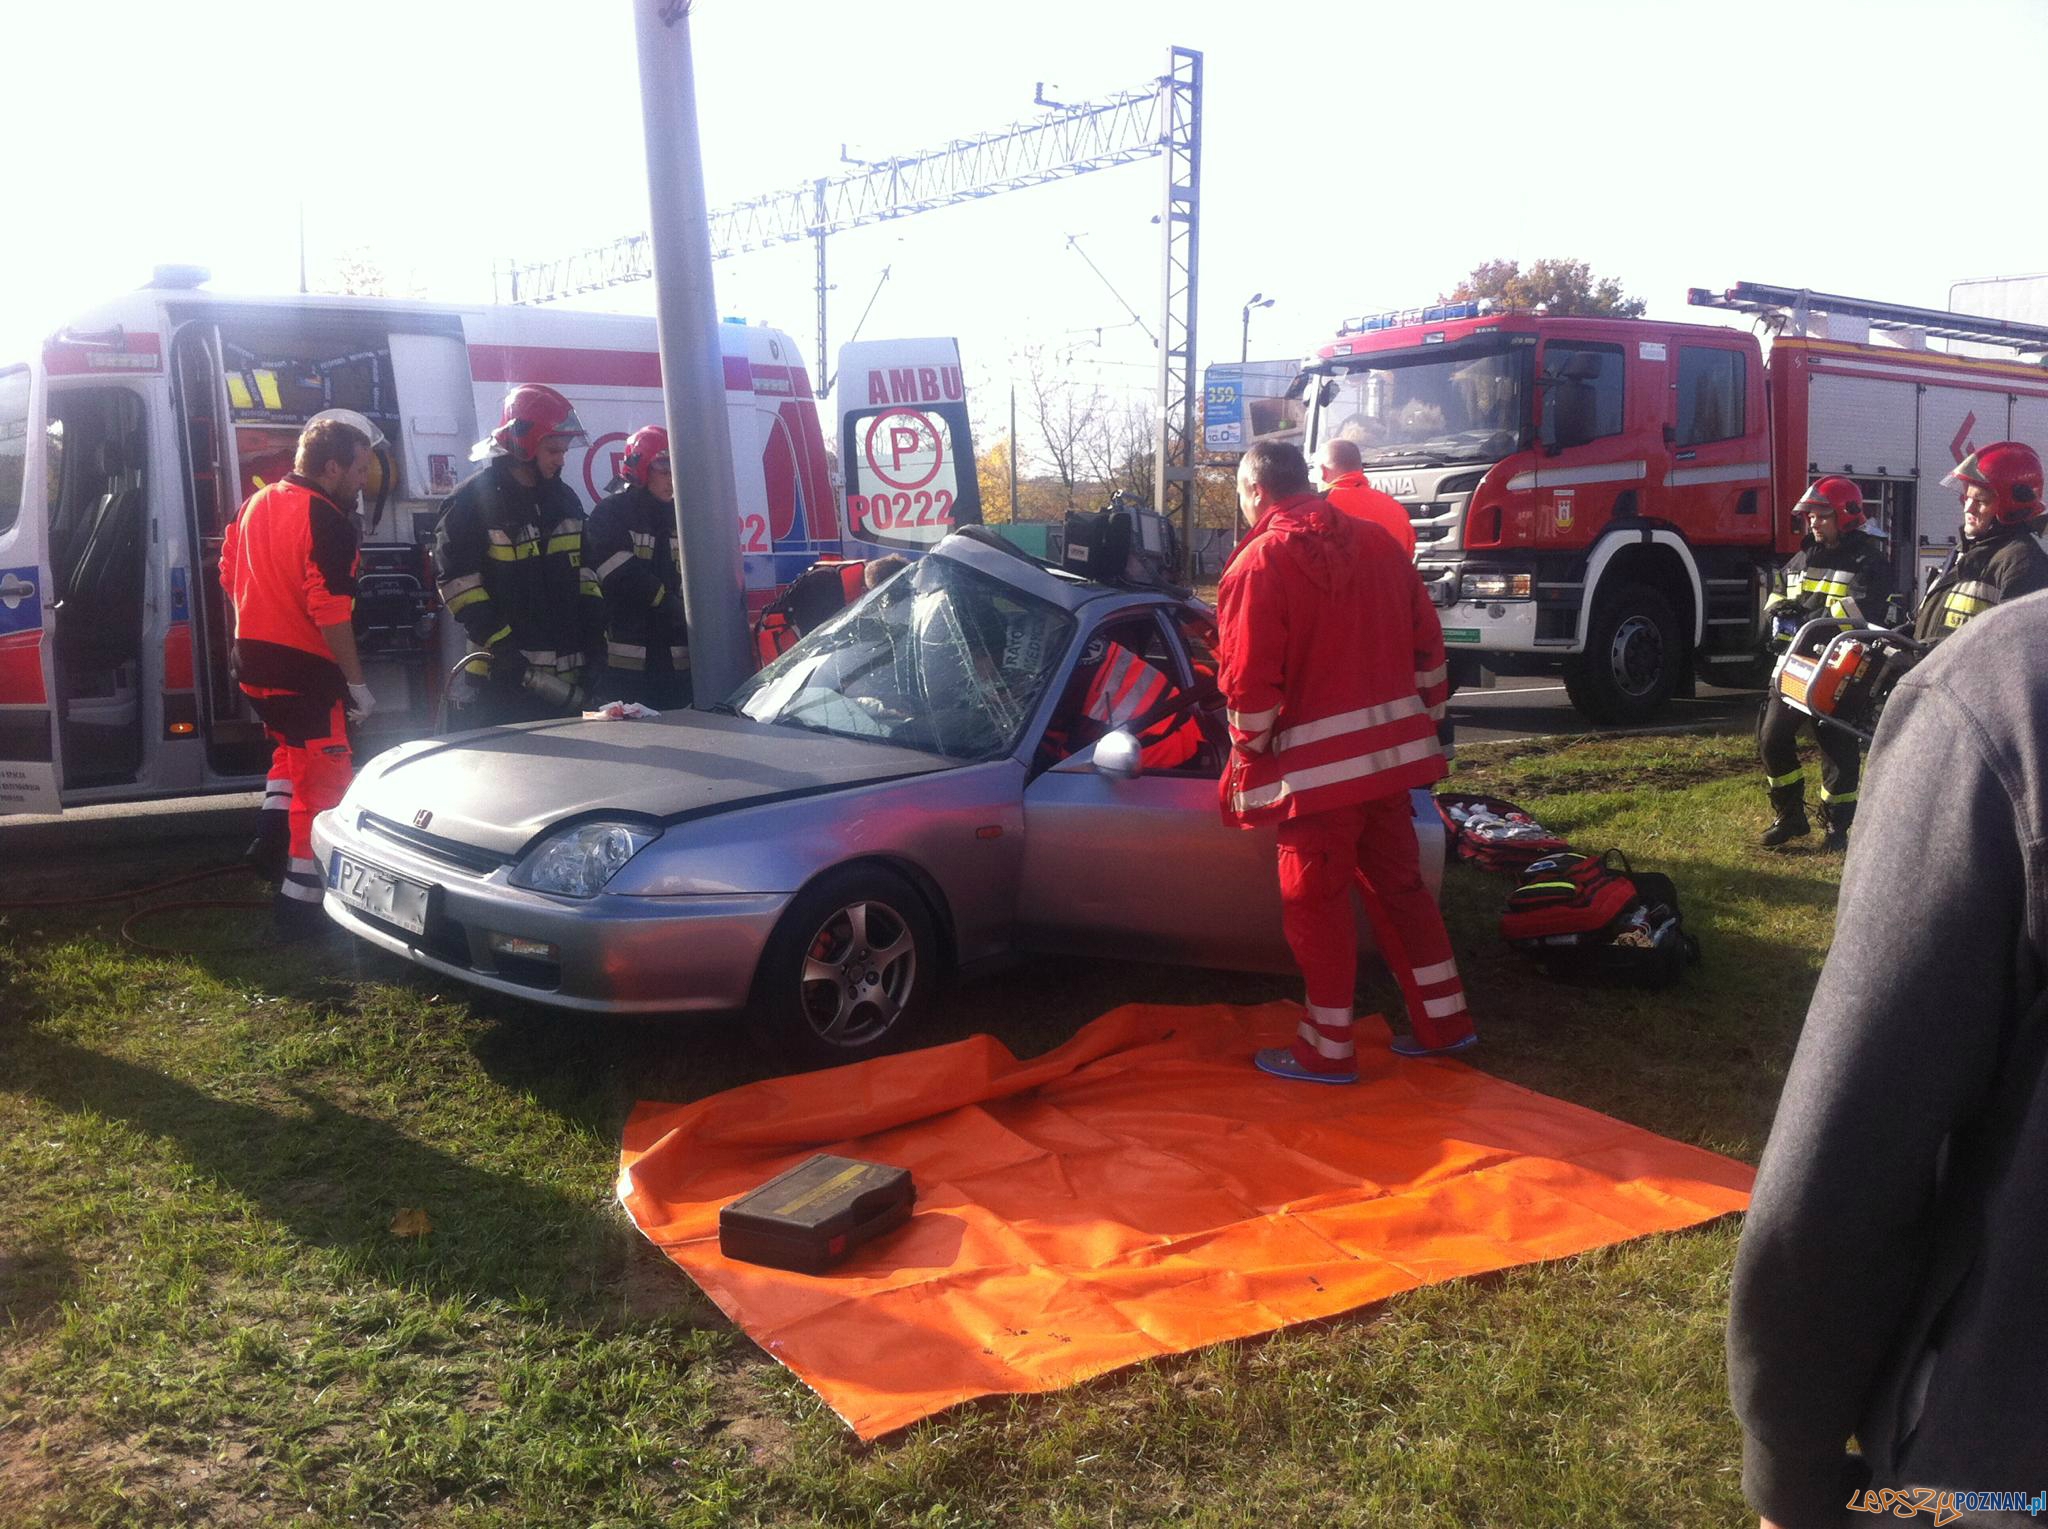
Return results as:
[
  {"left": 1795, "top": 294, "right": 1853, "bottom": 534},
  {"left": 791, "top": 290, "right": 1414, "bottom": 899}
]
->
[{"left": 0, "top": 361, "right": 65, "bottom": 815}]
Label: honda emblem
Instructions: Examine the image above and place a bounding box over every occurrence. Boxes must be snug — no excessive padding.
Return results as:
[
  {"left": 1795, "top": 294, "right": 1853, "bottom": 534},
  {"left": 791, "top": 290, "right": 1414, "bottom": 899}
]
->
[{"left": 412, "top": 809, "right": 433, "bottom": 829}]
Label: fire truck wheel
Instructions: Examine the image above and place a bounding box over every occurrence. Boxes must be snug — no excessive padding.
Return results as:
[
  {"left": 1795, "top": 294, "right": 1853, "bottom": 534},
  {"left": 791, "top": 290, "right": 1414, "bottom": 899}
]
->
[
  {"left": 751, "top": 864, "right": 940, "bottom": 1071},
  {"left": 1564, "top": 581, "right": 1682, "bottom": 724}
]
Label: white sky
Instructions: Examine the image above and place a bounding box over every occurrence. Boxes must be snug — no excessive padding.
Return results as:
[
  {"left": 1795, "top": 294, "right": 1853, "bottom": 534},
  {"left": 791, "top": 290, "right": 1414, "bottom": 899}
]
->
[{"left": 5, "top": 0, "right": 2046, "bottom": 441}]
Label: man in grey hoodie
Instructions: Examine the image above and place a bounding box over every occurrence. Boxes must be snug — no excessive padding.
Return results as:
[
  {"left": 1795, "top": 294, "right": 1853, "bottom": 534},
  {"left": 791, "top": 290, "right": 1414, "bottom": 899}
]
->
[{"left": 1728, "top": 587, "right": 2048, "bottom": 1527}]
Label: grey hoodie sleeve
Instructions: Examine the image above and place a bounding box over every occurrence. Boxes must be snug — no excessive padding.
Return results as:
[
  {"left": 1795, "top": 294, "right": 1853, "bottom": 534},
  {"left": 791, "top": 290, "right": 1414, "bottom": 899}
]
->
[{"left": 1727, "top": 665, "right": 2028, "bottom": 1528}]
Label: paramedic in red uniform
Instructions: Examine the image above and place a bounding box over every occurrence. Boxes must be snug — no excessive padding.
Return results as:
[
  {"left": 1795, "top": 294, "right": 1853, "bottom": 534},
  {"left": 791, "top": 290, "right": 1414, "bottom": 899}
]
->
[
  {"left": 1317, "top": 437, "right": 1416, "bottom": 558},
  {"left": 219, "top": 416, "right": 375, "bottom": 935},
  {"left": 1218, "top": 440, "right": 1475, "bottom": 1076}
]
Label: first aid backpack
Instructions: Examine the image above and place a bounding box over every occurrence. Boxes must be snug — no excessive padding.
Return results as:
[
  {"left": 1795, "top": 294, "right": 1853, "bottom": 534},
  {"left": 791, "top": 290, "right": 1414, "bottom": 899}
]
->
[{"left": 1499, "top": 849, "right": 1700, "bottom": 989}]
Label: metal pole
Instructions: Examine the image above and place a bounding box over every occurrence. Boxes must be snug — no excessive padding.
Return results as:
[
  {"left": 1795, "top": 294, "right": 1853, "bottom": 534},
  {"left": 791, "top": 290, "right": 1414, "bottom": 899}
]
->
[
  {"left": 813, "top": 179, "right": 829, "bottom": 403},
  {"left": 298, "top": 201, "right": 308, "bottom": 295},
  {"left": 634, "top": 0, "right": 750, "bottom": 706},
  {"left": 1008, "top": 381, "right": 1019, "bottom": 519}
]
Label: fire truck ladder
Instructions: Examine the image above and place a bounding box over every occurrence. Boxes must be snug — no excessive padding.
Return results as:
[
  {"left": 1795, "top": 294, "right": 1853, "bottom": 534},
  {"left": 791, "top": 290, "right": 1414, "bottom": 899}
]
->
[
  {"left": 1690, "top": 281, "right": 2048, "bottom": 355},
  {"left": 502, "top": 47, "right": 1204, "bottom": 570}
]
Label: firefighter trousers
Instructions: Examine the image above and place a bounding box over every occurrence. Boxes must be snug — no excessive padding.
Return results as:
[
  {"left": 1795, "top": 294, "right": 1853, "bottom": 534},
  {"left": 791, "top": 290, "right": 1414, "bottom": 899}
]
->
[
  {"left": 1274, "top": 793, "right": 1473, "bottom": 1052},
  {"left": 245, "top": 689, "right": 353, "bottom": 908},
  {"left": 1757, "top": 695, "right": 1860, "bottom": 829}
]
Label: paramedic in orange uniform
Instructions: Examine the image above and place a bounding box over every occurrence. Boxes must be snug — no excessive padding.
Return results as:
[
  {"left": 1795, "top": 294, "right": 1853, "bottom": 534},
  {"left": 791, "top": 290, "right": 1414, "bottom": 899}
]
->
[
  {"left": 219, "top": 416, "right": 374, "bottom": 936},
  {"left": 1318, "top": 437, "right": 1416, "bottom": 558},
  {"left": 1218, "top": 440, "right": 1475, "bottom": 1076}
]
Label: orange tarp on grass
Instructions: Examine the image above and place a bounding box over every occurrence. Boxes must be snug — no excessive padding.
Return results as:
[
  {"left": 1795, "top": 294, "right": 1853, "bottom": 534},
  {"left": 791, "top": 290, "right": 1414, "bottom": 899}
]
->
[{"left": 618, "top": 1003, "right": 1752, "bottom": 1439}]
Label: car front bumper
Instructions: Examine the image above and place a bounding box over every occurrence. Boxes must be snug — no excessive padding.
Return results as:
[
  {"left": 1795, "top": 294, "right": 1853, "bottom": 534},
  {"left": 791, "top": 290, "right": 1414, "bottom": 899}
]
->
[{"left": 310, "top": 808, "right": 789, "bottom": 1014}]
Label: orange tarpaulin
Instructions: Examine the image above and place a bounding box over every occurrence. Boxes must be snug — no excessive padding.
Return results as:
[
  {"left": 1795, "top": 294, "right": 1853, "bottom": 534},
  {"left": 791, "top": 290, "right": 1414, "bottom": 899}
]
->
[{"left": 618, "top": 1003, "right": 1752, "bottom": 1439}]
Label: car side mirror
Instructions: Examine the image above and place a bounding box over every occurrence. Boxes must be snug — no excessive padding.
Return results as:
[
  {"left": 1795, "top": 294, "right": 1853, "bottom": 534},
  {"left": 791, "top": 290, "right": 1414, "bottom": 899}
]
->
[{"left": 1094, "top": 729, "right": 1143, "bottom": 781}]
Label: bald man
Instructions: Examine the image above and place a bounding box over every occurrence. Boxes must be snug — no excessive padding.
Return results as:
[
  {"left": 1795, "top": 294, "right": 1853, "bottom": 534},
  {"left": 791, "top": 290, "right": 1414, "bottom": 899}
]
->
[{"left": 1318, "top": 439, "right": 1416, "bottom": 558}]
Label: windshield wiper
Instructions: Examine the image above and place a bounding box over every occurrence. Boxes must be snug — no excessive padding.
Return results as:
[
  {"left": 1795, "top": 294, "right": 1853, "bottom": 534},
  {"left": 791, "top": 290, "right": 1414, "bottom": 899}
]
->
[
  {"left": 703, "top": 699, "right": 740, "bottom": 715},
  {"left": 1361, "top": 450, "right": 1448, "bottom": 468}
]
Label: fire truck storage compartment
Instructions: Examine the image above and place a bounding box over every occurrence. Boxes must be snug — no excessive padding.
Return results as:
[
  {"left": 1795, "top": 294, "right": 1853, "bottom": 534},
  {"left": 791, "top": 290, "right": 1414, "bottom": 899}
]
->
[{"left": 47, "top": 386, "right": 148, "bottom": 787}]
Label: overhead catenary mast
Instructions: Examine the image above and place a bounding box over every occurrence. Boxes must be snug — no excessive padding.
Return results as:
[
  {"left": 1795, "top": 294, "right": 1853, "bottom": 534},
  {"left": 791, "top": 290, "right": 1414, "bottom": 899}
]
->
[{"left": 508, "top": 46, "right": 1204, "bottom": 572}]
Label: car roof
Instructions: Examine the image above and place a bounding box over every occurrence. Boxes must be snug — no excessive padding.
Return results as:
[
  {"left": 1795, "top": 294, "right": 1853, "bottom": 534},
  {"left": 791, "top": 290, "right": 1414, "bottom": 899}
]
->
[{"left": 925, "top": 528, "right": 1183, "bottom": 617}]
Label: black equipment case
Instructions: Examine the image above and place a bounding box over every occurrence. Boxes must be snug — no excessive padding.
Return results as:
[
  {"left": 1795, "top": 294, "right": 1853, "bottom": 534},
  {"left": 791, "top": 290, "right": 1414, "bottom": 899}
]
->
[{"left": 717, "top": 1154, "right": 916, "bottom": 1274}]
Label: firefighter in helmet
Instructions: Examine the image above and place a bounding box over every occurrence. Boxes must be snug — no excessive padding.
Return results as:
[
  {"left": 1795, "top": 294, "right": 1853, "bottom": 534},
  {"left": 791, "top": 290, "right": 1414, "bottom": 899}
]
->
[
  {"left": 585, "top": 425, "right": 691, "bottom": 709},
  {"left": 431, "top": 384, "right": 607, "bottom": 725},
  {"left": 1912, "top": 441, "right": 2048, "bottom": 646},
  {"left": 1757, "top": 476, "right": 1894, "bottom": 850}
]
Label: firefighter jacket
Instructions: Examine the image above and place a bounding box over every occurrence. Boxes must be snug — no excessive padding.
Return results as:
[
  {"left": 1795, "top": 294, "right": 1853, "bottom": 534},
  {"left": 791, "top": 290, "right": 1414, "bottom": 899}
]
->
[
  {"left": 1767, "top": 529, "right": 1893, "bottom": 645},
  {"left": 1216, "top": 492, "right": 1448, "bottom": 827},
  {"left": 1322, "top": 470, "right": 1416, "bottom": 558},
  {"left": 219, "top": 473, "right": 357, "bottom": 701},
  {"left": 584, "top": 485, "right": 688, "bottom": 677},
  {"left": 431, "top": 460, "right": 605, "bottom": 684},
  {"left": 1911, "top": 527, "right": 2048, "bottom": 644}
]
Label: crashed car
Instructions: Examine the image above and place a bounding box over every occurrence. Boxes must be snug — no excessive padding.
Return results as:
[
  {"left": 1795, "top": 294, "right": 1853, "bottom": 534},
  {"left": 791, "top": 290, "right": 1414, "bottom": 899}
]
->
[{"left": 312, "top": 529, "right": 1445, "bottom": 1065}]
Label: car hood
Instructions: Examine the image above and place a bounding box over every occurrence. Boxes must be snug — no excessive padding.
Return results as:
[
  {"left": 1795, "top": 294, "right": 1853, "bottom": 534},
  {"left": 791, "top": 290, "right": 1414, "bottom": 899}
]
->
[{"left": 352, "top": 710, "right": 958, "bottom": 860}]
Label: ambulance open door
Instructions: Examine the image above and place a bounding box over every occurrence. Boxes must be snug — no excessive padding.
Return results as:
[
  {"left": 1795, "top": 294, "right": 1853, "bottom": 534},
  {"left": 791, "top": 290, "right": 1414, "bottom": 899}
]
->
[
  {"left": 0, "top": 361, "right": 65, "bottom": 815},
  {"left": 835, "top": 338, "right": 982, "bottom": 560}
]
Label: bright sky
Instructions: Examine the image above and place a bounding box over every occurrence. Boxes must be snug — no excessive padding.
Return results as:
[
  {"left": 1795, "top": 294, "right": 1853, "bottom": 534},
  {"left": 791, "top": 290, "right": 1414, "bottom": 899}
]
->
[{"left": 6, "top": 0, "right": 2046, "bottom": 439}]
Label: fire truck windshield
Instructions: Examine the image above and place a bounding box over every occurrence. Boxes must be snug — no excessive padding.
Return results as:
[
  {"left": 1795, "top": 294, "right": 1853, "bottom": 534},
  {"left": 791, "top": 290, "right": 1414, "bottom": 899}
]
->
[{"left": 1310, "top": 338, "right": 1531, "bottom": 468}]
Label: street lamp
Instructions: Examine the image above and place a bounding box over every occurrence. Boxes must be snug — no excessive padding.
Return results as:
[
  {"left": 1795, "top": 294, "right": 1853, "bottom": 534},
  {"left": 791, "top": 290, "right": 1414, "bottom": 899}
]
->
[{"left": 1241, "top": 291, "right": 1275, "bottom": 362}]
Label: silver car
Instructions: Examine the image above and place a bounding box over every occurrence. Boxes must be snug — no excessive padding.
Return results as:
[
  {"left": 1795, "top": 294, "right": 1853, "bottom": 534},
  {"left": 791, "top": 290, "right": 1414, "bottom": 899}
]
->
[{"left": 312, "top": 530, "right": 1445, "bottom": 1066}]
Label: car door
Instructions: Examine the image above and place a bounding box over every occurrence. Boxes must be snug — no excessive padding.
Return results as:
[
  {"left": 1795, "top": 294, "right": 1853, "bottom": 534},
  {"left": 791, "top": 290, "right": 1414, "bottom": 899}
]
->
[
  {"left": 1016, "top": 606, "right": 1293, "bottom": 972},
  {"left": 0, "top": 360, "right": 65, "bottom": 815}
]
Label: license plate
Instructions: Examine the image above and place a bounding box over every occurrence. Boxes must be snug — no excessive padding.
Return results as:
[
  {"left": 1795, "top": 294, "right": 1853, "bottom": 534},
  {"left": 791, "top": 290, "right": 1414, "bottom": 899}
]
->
[{"left": 328, "top": 854, "right": 430, "bottom": 935}]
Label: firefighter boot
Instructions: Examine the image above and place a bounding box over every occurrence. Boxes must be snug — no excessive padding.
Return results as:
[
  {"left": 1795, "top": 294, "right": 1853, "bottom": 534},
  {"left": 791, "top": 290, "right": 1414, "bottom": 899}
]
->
[
  {"left": 1760, "top": 783, "right": 1810, "bottom": 848},
  {"left": 1820, "top": 800, "right": 1854, "bottom": 854}
]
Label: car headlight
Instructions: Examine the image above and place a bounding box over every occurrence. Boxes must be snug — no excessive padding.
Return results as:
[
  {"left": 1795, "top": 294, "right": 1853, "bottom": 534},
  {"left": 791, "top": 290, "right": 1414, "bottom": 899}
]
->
[
  {"left": 1459, "top": 568, "right": 1534, "bottom": 600},
  {"left": 511, "top": 820, "right": 661, "bottom": 898}
]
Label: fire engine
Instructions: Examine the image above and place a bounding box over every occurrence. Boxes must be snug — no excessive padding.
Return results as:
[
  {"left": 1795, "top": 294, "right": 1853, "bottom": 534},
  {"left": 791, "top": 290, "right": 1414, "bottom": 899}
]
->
[
  {"left": 1291, "top": 281, "right": 2048, "bottom": 723},
  {"left": 0, "top": 269, "right": 980, "bottom": 815}
]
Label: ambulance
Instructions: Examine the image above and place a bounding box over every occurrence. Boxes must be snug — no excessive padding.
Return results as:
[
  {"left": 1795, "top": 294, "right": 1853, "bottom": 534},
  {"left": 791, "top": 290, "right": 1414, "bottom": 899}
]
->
[{"left": 0, "top": 268, "right": 981, "bottom": 815}]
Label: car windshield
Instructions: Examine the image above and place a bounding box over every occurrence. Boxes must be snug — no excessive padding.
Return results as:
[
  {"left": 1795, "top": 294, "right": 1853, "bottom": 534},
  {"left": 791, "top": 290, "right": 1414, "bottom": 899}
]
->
[
  {"left": 726, "top": 553, "right": 1075, "bottom": 761},
  {"left": 1312, "top": 338, "right": 1532, "bottom": 467}
]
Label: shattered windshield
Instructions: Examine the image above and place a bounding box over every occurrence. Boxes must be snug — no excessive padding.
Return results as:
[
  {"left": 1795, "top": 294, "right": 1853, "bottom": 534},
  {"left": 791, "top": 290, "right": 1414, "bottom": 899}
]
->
[
  {"left": 726, "top": 552, "right": 1074, "bottom": 761},
  {"left": 1313, "top": 338, "right": 1532, "bottom": 468}
]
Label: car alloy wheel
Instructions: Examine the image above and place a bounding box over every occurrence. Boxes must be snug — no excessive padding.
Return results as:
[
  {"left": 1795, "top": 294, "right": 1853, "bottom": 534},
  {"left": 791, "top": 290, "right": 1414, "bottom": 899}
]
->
[{"left": 797, "top": 898, "right": 918, "bottom": 1048}]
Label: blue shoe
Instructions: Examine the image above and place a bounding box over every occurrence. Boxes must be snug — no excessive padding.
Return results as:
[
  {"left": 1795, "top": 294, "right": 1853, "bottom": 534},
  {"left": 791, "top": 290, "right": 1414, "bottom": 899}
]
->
[
  {"left": 1389, "top": 1032, "right": 1479, "bottom": 1059},
  {"left": 1253, "top": 1046, "right": 1358, "bottom": 1085}
]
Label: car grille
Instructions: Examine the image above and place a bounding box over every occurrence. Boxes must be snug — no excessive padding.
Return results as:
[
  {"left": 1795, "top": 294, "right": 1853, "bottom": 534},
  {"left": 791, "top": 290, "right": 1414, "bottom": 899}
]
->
[{"left": 358, "top": 812, "right": 509, "bottom": 876}]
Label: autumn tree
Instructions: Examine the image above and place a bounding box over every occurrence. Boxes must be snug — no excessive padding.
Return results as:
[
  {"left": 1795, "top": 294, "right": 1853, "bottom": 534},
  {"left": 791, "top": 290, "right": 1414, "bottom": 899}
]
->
[
  {"left": 1019, "top": 346, "right": 1103, "bottom": 510},
  {"left": 1449, "top": 258, "right": 1645, "bottom": 318}
]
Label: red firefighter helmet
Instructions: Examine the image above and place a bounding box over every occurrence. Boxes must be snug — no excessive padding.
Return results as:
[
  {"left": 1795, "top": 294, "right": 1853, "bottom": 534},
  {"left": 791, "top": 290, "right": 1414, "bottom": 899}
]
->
[
  {"left": 1793, "top": 476, "right": 1868, "bottom": 535},
  {"left": 489, "top": 384, "right": 587, "bottom": 461},
  {"left": 1943, "top": 440, "right": 2046, "bottom": 530},
  {"left": 619, "top": 425, "right": 671, "bottom": 488}
]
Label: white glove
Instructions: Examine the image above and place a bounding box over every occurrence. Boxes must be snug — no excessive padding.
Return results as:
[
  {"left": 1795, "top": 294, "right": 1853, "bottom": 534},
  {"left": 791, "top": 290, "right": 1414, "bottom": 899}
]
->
[{"left": 346, "top": 681, "right": 376, "bottom": 722}]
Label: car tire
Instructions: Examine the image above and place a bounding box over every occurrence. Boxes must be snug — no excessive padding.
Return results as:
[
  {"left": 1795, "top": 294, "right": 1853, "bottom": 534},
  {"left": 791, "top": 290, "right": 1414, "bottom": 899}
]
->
[
  {"left": 751, "top": 864, "right": 940, "bottom": 1071},
  {"left": 1563, "top": 581, "right": 1683, "bottom": 725}
]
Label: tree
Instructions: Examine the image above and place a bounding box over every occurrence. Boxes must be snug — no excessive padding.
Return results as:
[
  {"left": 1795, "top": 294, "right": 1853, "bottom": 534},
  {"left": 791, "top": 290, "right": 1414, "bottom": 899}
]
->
[
  {"left": 1080, "top": 395, "right": 1157, "bottom": 509},
  {"left": 1449, "top": 258, "right": 1645, "bottom": 318},
  {"left": 1019, "top": 346, "right": 1103, "bottom": 511}
]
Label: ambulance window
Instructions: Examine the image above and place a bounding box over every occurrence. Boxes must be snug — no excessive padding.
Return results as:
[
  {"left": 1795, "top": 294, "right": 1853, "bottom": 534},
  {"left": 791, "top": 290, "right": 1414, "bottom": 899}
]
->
[
  {"left": 1538, "top": 342, "right": 1624, "bottom": 450},
  {"left": 0, "top": 369, "right": 28, "bottom": 535},
  {"left": 1676, "top": 347, "right": 1746, "bottom": 446}
]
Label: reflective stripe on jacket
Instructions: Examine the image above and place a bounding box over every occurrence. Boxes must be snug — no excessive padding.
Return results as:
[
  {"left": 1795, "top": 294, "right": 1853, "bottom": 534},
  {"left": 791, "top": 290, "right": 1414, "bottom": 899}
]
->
[
  {"left": 1913, "top": 529, "right": 2048, "bottom": 643},
  {"left": 584, "top": 484, "right": 688, "bottom": 674},
  {"left": 1216, "top": 493, "right": 1447, "bottom": 826},
  {"left": 431, "top": 461, "right": 604, "bottom": 669},
  {"left": 1774, "top": 530, "right": 1893, "bottom": 627}
]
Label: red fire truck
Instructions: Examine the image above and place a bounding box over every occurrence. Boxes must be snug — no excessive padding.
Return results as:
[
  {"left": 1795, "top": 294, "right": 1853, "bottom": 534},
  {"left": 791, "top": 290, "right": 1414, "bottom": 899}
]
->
[{"left": 1293, "top": 281, "right": 2048, "bottom": 723}]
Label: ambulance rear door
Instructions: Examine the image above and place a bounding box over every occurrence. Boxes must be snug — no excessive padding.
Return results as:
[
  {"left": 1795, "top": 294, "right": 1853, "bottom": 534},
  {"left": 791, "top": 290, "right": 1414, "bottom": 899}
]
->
[
  {"left": 836, "top": 338, "right": 982, "bottom": 558},
  {"left": 0, "top": 361, "right": 64, "bottom": 814}
]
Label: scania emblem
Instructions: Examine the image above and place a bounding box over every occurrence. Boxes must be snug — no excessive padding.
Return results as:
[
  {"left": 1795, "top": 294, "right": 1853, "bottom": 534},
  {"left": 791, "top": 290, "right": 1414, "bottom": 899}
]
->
[{"left": 412, "top": 809, "right": 433, "bottom": 829}]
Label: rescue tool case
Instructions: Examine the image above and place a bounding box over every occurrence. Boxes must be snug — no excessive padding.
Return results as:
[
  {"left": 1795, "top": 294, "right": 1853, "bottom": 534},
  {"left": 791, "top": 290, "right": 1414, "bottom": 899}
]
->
[{"left": 718, "top": 1154, "right": 915, "bottom": 1274}]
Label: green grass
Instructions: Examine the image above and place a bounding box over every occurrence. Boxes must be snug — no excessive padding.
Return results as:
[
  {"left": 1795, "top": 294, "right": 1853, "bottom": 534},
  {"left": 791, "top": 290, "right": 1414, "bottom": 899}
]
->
[{"left": 0, "top": 728, "right": 1840, "bottom": 1526}]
